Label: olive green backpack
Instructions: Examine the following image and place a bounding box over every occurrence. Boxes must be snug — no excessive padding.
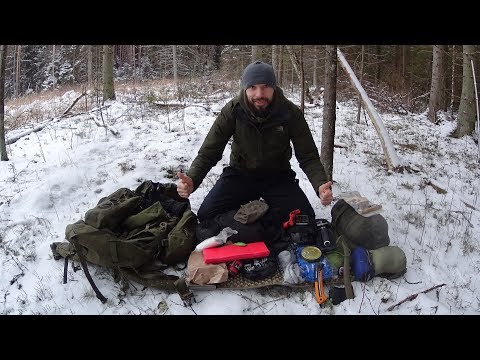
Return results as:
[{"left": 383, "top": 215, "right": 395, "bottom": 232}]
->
[{"left": 51, "top": 180, "right": 198, "bottom": 303}]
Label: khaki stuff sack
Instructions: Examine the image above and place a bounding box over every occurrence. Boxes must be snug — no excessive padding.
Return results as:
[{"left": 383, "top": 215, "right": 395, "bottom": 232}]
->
[
  {"left": 51, "top": 180, "right": 198, "bottom": 303},
  {"left": 331, "top": 199, "right": 390, "bottom": 250}
]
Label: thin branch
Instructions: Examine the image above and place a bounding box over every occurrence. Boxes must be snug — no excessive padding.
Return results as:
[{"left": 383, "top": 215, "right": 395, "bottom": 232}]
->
[
  {"left": 61, "top": 91, "right": 87, "bottom": 117},
  {"left": 89, "top": 116, "right": 120, "bottom": 137},
  {"left": 387, "top": 283, "right": 446, "bottom": 311}
]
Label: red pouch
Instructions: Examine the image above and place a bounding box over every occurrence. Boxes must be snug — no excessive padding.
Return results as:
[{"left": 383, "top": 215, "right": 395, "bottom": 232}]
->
[{"left": 203, "top": 242, "right": 270, "bottom": 264}]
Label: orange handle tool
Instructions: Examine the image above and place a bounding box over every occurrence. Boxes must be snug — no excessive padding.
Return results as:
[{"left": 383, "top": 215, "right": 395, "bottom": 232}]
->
[{"left": 314, "top": 263, "right": 327, "bottom": 305}]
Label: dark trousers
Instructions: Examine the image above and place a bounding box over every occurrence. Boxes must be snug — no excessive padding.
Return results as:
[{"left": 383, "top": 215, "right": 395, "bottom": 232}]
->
[{"left": 197, "top": 166, "right": 315, "bottom": 223}]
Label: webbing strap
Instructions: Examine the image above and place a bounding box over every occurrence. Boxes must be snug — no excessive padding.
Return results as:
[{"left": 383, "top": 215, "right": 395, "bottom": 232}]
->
[
  {"left": 71, "top": 236, "right": 108, "bottom": 304},
  {"left": 63, "top": 256, "right": 71, "bottom": 284},
  {"left": 174, "top": 277, "right": 195, "bottom": 307},
  {"left": 339, "top": 236, "right": 354, "bottom": 300}
]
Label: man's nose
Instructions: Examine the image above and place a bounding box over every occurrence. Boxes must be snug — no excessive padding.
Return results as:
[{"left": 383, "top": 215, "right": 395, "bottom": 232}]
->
[{"left": 253, "top": 88, "right": 265, "bottom": 97}]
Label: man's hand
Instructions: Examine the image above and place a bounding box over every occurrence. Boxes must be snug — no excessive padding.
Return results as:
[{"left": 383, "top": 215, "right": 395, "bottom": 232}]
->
[
  {"left": 177, "top": 172, "right": 194, "bottom": 198},
  {"left": 319, "top": 181, "right": 333, "bottom": 206}
]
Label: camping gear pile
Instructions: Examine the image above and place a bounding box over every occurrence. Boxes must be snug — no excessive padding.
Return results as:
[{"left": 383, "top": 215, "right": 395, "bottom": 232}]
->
[{"left": 50, "top": 183, "right": 406, "bottom": 307}]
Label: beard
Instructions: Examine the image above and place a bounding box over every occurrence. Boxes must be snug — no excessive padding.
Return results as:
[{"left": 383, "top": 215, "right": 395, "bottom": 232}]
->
[{"left": 247, "top": 97, "right": 271, "bottom": 118}]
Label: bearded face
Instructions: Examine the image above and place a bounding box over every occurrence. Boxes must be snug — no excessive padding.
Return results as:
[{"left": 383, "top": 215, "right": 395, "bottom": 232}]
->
[{"left": 245, "top": 84, "right": 275, "bottom": 116}]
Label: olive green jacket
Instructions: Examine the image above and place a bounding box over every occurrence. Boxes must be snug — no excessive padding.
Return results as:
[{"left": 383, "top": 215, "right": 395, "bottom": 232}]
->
[{"left": 187, "top": 87, "right": 328, "bottom": 194}]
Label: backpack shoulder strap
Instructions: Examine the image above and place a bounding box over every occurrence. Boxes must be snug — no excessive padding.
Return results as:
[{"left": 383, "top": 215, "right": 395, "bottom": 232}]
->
[{"left": 70, "top": 235, "right": 108, "bottom": 304}]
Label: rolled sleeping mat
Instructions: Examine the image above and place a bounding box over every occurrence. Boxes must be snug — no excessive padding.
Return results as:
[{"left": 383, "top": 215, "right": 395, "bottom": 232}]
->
[{"left": 370, "top": 245, "right": 407, "bottom": 279}]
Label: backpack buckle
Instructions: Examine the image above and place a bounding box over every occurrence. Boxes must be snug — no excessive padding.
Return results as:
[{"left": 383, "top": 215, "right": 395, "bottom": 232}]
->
[{"left": 174, "top": 278, "right": 196, "bottom": 307}]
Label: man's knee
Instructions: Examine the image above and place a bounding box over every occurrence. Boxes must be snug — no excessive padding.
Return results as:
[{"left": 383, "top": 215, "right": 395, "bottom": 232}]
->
[{"left": 197, "top": 203, "right": 212, "bottom": 222}]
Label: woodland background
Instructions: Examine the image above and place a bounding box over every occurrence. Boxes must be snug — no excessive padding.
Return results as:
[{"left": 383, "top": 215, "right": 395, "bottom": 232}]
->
[
  {"left": 1, "top": 45, "right": 479, "bottom": 165},
  {"left": 0, "top": 45, "right": 479, "bottom": 316}
]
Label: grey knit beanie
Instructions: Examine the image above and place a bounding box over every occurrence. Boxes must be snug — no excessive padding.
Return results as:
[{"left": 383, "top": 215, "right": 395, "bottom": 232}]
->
[{"left": 241, "top": 61, "right": 276, "bottom": 89}]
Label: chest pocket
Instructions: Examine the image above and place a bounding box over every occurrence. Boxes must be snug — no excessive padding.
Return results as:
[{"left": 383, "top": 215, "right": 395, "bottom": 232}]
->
[{"left": 263, "top": 123, "right": 290, "bottom": 149}]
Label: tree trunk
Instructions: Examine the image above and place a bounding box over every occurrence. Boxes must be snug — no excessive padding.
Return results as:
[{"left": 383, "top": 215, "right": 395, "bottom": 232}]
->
[
  {"left": 450, "top": 45, "right": 456, "bottom": 113},
  {"left": 428, "top": 45, "right": 447, "bottom": 123},
  {"left": 300, "top": 45, "right": 305, "bottom": 113},
  {"left": 321, "top": 45, "right": 337, "bottom": 180},
  {"left": 393, "top": 45, "right": 405, "bottom": 92},
  {"left": 72, "top": 45, "right": 79, "bottom": 85},
  {"left": 0, "top": 45, "right": 8, "bottom": 161},
  {"left": 278, "top": 45, "right": 284, "bottom": 87},
  {"left": 286, "top": 45, "right": 301, "bottom": 82},
  {"left": 102, "top": 45, "right": 116, "bottom": 101},
  {"left": 356, "top": 45, "right": 365, "bottom": 124},
  {"left": 172, "top": 45, "right": 179, "bottom": 100},
  {"left": 14, "top": 45, "right": 21, "bottom": 97},
  {"left": 251, "top": 45, "right": 260, "bottom": 62},
  {"left": 213, "top": 45, "right": 222, "bottom": 70},
  {"left": 132, "top": 45, "right": 136, "bottom": 84},
  {"left": 87, "top": 45, "right": 93, "bottom": 88},
  {"left": 313, "top": 45, "right": 318, "bottom": 89},
  {"left": 271, "top": 45, "right": 278, "bottom": 79},
  {"left": 453, "top": 45, "right": 477, "bottom": 137},
  {"left": 374, "top": 45, "right": 381, "bottom": 86},
  {"left": 286, "top": 45, "right": 313, "bottom": 103},
  {"left": 52, "top": 45, "right": 56, "bottom": 88}
]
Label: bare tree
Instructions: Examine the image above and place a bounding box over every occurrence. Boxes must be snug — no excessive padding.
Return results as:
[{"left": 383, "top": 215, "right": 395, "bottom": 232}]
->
[
  {"left": 321, "top": 45, "right": 337, "bottom": 180},
  {"left": 392, "top": 45, "right": 407, "bottom": 92},
  {"left": 0, "top": 45, "right": 8, "bottom": 161},
  {"left": 51, "top": 45, "right": 57, "bottom": 88},
  {"left": 300, "top": 46, "right": 305, "bottom": 113},
  {"left": 87, "top": 45, "right": 94, "bottom": 89},
  {"left": 251, "top": 45, "right": 260, "bottom": 62},
  {"left": 312, "top": 45, "right": 319, "bottom": 89},
  {"left": 374, "top": 45, "right": 381, "bottom": 85},
  {"left": 453, "top": 45, "right": 477, "bottom": 137},
  {"left": 102, "top": 45, "right": 115, "bottom": 101},
  {"left": 450, "top": 45, "right": 456, "bottom": 113},
  {"left": 278, "top": 45, "right": 284, "bottom": 87},
  {"left": 285, "top": 45, "right": 313, "bottom": 103},
  {"left": 271, "top": 45, "right": 278, "bottom": 79},
  {"left": 172, "top": 45, "right": 180, "bottom": 100},
  {"left": 356, "top": 45, "right": 365, "bottom": 124},
  {"left": 428, "top": 45, "right": 447, "bottom": 123},
  {"left": 14, "top": 45, "right": 21, "bottom": 97}
]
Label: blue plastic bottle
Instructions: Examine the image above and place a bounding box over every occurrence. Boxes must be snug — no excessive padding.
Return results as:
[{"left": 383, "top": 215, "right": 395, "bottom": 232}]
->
[
  {"left": 319, "top": 256, "right": 337, "bottom": 282},
  {"left": 295, "top": 246, "right": 338, "bottom": 283}
]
